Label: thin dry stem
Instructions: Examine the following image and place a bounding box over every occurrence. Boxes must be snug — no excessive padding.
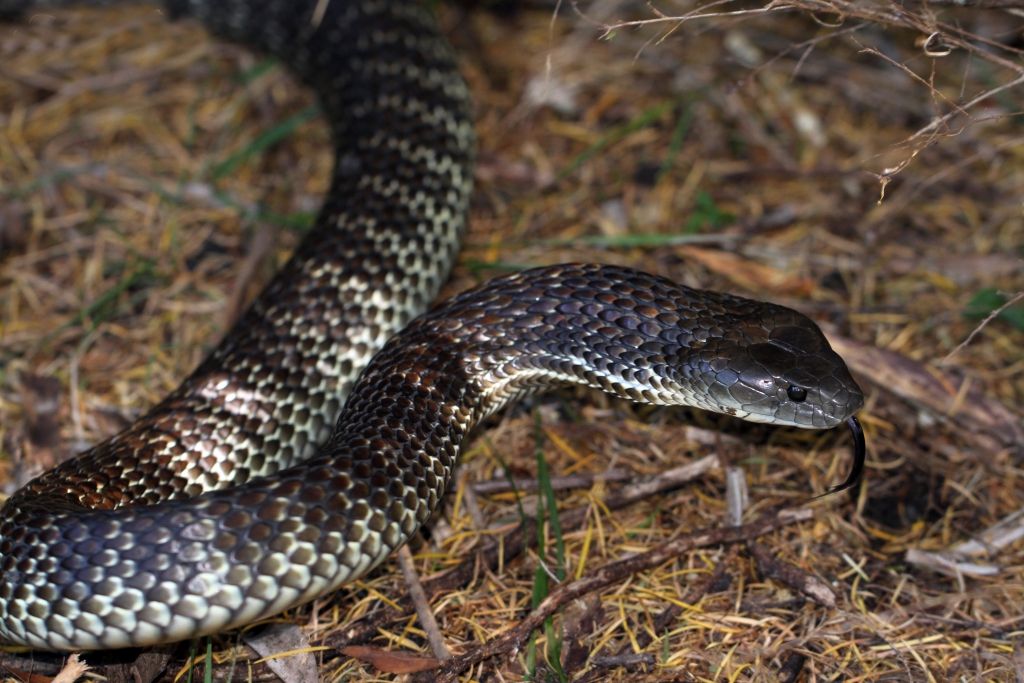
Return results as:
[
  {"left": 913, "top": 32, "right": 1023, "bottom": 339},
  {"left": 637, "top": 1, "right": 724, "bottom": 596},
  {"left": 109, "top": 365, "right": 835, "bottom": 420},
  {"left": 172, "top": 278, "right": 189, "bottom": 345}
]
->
[{"left": 941, "top": 290, "right": 1024, "bottom": 366}]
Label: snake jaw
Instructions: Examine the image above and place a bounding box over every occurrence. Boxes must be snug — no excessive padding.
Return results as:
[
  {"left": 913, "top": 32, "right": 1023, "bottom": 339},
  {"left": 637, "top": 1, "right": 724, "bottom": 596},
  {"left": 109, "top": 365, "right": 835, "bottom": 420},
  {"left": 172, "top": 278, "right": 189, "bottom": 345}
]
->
[{"left": 690, "top": 328, "right": 862, "bottom": 429}]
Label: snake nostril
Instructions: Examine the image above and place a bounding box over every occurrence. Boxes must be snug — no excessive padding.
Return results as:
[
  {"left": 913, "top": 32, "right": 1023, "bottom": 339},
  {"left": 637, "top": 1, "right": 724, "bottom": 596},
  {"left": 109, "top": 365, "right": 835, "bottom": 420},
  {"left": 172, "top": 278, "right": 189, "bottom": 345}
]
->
[{"left": 787, "top": 386, "right": 807, "bottom": 402}]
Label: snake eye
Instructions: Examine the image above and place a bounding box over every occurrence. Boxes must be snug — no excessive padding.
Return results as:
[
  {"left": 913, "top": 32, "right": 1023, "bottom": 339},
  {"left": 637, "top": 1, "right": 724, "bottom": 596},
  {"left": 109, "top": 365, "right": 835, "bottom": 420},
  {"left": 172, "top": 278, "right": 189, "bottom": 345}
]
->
[{"left": 787, "top": 386, "right": 807, "bottom": 402}]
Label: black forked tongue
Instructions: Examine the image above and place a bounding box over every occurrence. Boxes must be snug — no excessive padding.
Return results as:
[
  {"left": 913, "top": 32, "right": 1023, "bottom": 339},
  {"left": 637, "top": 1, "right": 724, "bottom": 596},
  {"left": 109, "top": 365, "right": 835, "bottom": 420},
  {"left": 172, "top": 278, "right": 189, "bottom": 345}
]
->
[{"left": 815, "top": 416, "right": 866, "bottom": 498}]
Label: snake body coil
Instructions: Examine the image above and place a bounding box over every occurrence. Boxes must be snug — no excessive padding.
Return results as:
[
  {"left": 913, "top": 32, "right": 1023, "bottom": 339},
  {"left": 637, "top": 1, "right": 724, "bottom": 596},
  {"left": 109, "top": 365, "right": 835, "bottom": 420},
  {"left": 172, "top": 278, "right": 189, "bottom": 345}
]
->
[{"left": 0, "top": 0, "right": 863, "bottom": 650}]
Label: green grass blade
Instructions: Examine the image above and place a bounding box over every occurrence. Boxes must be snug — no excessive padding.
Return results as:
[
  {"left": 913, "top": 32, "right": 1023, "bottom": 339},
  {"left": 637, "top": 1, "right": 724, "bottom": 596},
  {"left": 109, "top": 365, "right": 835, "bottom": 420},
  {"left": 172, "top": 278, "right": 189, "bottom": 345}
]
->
[
  {"left": 554, "top": 393, "right": 582, "bottom": 425},
  {"left": 209, "top": 103, "right": 321, "bottom": 181},
  {"left": 55, "top": 258, "right": 156, "bottom": 339},
  {"left": 527, "top": 408, "right": 550, "bottom": 681},
  {"left": 626, "top": 505, "right": 660, "bottom": 539},
  {"left": 487, "top": 444, "right": 528, "bottom": 528},
  {"left": 226, "top": 635, "right": 240, "bottom": 683},
  {"left": 239, "top": 58, "right": 279, "bottom": 84},
  {"left": 185, "top": 640, "right": 196, "bottom": 683},
  {"left": 462, "top": 258, "right": 542, "bottom": 275},
  {"left": 526, "top": 628, "right": 538, "bottom": 680},
  {"left": 529, "top": 564, "right": 549, "bottom": 680},
  {"left": 204, "top": 639, "right": 213, "bottom": 683},
  {"left": 534, "top": 409, "right": 567, "bottom": 681},
  {"left": 527, "top": 552, "right": 547, "bottom": 679},
  {"left": 557, "top": 100, "right": 673, "bottom": 181},
  {"left": 684, "top": 190, "right": 733, "bottom": 235},
  {"left": 534, "top": 410, "right": 565, "bottom": 582},
  {"left": 656, "top": 99, "right": 696, "bottom": 185},
  {"left": 545, "top": 615, "right": 568, "bottom": 683}
]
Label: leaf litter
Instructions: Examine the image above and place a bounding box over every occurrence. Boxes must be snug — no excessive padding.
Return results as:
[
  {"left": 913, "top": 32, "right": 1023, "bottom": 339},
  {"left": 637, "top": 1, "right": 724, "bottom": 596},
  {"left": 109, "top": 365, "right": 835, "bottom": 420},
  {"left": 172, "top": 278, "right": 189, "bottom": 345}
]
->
[{"left": 1, "top": 1, "right": 1023, "bottom": 681}]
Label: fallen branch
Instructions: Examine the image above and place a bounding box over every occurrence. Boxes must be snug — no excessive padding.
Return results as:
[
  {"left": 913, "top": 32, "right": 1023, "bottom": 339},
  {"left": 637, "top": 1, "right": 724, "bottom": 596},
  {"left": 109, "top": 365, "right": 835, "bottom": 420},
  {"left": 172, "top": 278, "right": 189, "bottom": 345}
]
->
[
  {"left": 747, "top": 540, "right": 836, "bottom": 607},
  {"left": 825, "top": 334, "right": 1024, "bottom": 454},
  {"left": 396, "top": 545, "right": 450, "bottom": 661},
  {"left": 436, "top": 508, "right": 813, "bottom": 682},
  {"left": 470, "top": 467, "right": 633, "bottom": 494}
]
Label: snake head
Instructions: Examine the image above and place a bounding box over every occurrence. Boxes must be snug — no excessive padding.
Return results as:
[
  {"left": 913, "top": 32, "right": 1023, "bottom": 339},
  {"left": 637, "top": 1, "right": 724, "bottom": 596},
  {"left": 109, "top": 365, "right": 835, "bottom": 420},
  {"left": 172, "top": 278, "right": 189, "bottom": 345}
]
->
[{"left": 694, "top": 311, "right": 864, "bottom": 429}]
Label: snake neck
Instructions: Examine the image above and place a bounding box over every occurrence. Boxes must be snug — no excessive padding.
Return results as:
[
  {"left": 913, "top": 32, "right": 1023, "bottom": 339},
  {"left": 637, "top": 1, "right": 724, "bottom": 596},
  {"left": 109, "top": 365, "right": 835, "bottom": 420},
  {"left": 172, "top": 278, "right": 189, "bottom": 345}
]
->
[
  {"left": 329, "top": 263, "right": 864, "bottom": 466},
  {"left": 320, "top": 267, "right": 699, "bottom": 485}
]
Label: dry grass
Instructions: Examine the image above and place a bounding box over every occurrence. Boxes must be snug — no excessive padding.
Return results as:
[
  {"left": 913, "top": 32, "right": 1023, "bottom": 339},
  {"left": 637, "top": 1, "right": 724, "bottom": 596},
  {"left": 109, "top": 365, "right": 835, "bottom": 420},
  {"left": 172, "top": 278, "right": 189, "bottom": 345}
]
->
[{"left": 1, "top": 1, "right": 1023, "bottom": 682}]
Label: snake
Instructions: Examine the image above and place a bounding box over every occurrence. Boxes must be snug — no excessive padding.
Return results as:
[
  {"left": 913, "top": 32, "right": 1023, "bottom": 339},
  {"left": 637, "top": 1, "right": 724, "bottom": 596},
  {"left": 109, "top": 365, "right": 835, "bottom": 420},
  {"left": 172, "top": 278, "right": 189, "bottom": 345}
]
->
[{"left": 0, "top": 0, "right": 865, "bottom": 651}]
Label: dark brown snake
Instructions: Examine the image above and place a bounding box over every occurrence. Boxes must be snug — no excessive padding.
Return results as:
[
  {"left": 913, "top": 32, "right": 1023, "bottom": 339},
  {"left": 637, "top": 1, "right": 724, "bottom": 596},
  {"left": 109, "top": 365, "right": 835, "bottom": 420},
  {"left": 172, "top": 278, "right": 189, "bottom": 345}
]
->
[{"left": 0, "top": 0, "right": 865, "bottom": 650}]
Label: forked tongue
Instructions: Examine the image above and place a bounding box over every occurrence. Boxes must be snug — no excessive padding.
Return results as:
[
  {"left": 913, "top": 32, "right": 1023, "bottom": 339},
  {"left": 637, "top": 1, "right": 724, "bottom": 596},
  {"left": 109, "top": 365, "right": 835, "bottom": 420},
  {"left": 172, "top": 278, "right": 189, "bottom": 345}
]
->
[{"left": 814, "top": 416, "right": 866, "bottom": 498}]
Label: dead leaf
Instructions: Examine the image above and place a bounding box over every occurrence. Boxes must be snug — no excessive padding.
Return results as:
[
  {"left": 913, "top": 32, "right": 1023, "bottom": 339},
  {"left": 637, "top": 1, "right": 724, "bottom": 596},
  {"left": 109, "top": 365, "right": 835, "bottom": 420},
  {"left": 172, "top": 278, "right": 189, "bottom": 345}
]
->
[
  {"left": 101, "top": 649, "right": 172, "bottom": 683},
  {"left": 826, "top": 334, "right": 1024, "bottom": 454},
  {"left": 887, "top": 253, "right": 1020, "bottom": 286},
  {"left": 339, "top": 646, "right": 440, "bottom": 674},
  {"left": 476, "top": 152, "right": 553, "bottom": 188},
  {"left": 561, "top": 594, "right": 604, "bottom": 674},
  {"left": 677, "top": 246, "right": 814, "bottom": 296},
  {"left": 2, "top": 666, "right": 55, "bottom": 683},
  {"left": 243, "top": 623, "right": 317, "bottom": 683}
]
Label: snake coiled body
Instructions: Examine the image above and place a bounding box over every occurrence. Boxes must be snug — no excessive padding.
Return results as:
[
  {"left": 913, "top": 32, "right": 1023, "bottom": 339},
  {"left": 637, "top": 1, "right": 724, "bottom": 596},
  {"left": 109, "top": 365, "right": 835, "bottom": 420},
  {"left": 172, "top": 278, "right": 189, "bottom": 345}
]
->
[{"left": 0, "top": 0, "right": 864, "bottom": 650}]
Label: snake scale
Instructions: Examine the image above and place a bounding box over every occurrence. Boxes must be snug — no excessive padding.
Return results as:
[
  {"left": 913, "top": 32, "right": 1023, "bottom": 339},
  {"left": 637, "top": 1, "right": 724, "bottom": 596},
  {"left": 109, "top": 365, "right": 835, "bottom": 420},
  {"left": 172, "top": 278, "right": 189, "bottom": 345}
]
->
[{"left": 0, "top": 0, "right": 865, "bottom": 650}]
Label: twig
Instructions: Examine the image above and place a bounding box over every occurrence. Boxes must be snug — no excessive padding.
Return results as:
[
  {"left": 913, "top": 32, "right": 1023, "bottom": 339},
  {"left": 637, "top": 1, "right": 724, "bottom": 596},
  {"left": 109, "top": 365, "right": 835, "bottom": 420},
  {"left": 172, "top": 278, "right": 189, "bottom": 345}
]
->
[
  {"left": 599, "top": 0, "right": 793, "bottom": 36},
  {"left": 396, "top": 545, "right": 451, "bottom": 661},
  {"left": 905, "top": 547, "right": 999, "bottom": 579},
  {"left": 725, "top": 465, "right": 749, "bottom": 527},
  {"left": 221, "top": 222, "right": 279, "bottom": 330},
  {"left": 855, "top": 43, "right": 973, "bottom": 130},
  {"left": 457, "top": 467, "right": 489, "bottom": 532},
  {"left": 594, "top": 455, "right": 720, "bottom": 512},
  {"left": 940, "top": 291, "right": 1024, "bottom": 365},
  {"left": 910, "top": 73, "right": 1024, "bottom": 142},
  {"left": 747, "top": 541, "right": 837, "bottom": 607},
  {"left": 589, "top": 653, "right": 655, "bottom": 667},
  {"left": 906, "top": 505, "right": 1024, "bottom": 578},
  {"left": 435, "top": 508, "right": 814, "bottom": 682},
  {"left": 599, "top": 0, "right": 1024, "bottom": 74},
  {"left": 902, "top": 0, "right": 1024, "bottom": 7},
  {"left": 865, "top": 135, "right": 1024, "bottom": 224},
  {"left": 471, "top": 467, "right": 633, "bottom": 494}
]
